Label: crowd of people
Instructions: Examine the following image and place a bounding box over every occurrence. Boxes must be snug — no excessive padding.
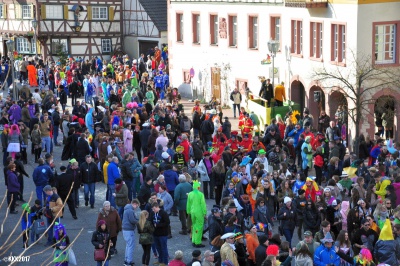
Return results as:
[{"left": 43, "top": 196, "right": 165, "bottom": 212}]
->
[{"left": 1, "top": 47, "right": 400, "bottom": 266}]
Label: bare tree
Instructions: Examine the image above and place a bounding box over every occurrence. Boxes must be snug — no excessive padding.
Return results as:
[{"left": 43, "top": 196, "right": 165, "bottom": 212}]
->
[{"left": 310, "top": 51, "right": 399, "bottom": 155}]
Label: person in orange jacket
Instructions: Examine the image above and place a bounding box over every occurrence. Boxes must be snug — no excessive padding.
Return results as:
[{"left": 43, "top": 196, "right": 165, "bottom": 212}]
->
[
  {"left": 242, "top": 113, "right": 254, "bottom": 136},
  {"left": 226, "top": 131, "right": 240, "bottom": 155},
  {"left": 239, "top": 134, "right": 253, "bottom": 153}
]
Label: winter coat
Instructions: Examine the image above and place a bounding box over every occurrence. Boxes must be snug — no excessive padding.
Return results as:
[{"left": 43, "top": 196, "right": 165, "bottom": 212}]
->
[
  {"left": 91, "top": 228, "right": 112, "bottom": 261},
  {"left": 137, "top": 183, "right": 152, "bottom": 207},
  {"left": 173, "top": 182, "right": 192, "bottom": 211},
  {"left": 253, "top": 205, "right": 273, "bottom": 226},
  {"left": 122, "top": 204, "right": 140, "bottom": 231},
  {"left": 74, "top": 138, "right": 91, "bottom": 163},
  {"left": 33, "top": 164, "right": 54, "bottom": 186},
  {"left": 220, "top": 242, "right": 239, "bottom": 266},
  {"left": 45, "top": 193, "right": 63, "bottom": 219},
  {"left": 115, "top": 183, "right": 129, "bottom": 207},
  {"left": 137, "top": 220, "right": 155, "bottom": 245},
  {"left": 150, "top": 209, "right": 170, "bottom": 236},
  {"left": 314, "top": 244, "right": 341, "bottom": 266},
  {"left": 277, "top": 205, "right": 297, "bottom": 230},
  {"left": 373, "top": 239, "right": 400, "bottom": 265},
  {"left": 96, "top": 207, "right": 122, "bottom": 238},
  {"left": 120, "top": 159, "right": 133, "bottom": 181},
  {"left": 80, "top": 161, "right": 100, "bottom": 184},
  {"left": 255, "top": 244, "right": 268, "bottom": 266},
  {"left": 191, "top": 140, "right": 204, "bottom": 160},
  {"left": 157, "top": 191, "right": 173, "bottom": 214},
  {"left": 197, "top": 158, "right": 213, "bottom": 181},
  {"left": 164, "top": 169, "right": 179, "bottom": 191},
  {"left": 295, "top": 254, "right": 313, "bottom": 266},
  {"left": 303, "top": 207, "right": 321, "bottom": 232},
  {"left": 7, "top": 170, "right": 20, "bottom": 192}
]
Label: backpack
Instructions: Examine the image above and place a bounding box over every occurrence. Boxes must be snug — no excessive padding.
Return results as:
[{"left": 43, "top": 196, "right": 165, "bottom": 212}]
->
[{"left": 183, "top": 119, "right": 191, "bottom": 132}]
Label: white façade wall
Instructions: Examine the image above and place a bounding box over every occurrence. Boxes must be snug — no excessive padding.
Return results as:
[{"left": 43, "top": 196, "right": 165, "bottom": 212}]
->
[{"left": 168, "top": 2, "right": 360, "bottom": 104}]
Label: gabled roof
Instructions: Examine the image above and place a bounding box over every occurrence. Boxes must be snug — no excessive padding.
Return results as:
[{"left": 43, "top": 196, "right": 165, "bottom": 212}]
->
[{"left": 138, "top": 0, "right": 167, "bottom": 32}]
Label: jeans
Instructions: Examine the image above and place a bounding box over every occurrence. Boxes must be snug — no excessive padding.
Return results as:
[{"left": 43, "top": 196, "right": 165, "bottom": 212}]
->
[
  {"left": 154, "top": 235, "right": 168, "bottom": 264},
  {"left": 283, "top": 228, "right": 294, "bottom": 248},
  {"left": 123, "top": 230, "right": 135, "bottom": 263},
  {"left": 47, "top": 217, "right": 60, "bottom": 244},
  {"left": 84, "top": 183, "right": 95, "bottom": 206},
  {"left": 87, "top": 95, "right": 93, "bottom": 106},
  {"left": 233, "top": 104, "right": 240, "bottom": 117},
  {"left": 118, "top": 206, "right": 124, "bottom": 220},
  {"left": 41, "top": 136, "right": 51, "bottom": 153},
  {"left": 107, "top": 184, "right": 116, "bottom": 208},
  {"left": 124, "top": 179, "right": 133, "bottom": 201},
  {"left": 53, "top": 125, "right": 59, "bottom": 145},
  {"left": 97, "top": 261, "right": 109, "bottom": 266},
  {"left": 36, "top": 185, "right": 46, "bottom": 205}
]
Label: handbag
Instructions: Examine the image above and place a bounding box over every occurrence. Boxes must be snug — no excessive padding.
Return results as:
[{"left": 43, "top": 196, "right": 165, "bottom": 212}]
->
[
  {"left": 32, "top": 218, "right": 47, "bottom": 235},
  {"left": 94, "top": 248, "right": 106, "bottom": 261},
  {"left": 210, "top": 235, "right": 224, "bottom": 248},
  {"left": 68, "top": 248, "right": 77, "bottom": 265}
]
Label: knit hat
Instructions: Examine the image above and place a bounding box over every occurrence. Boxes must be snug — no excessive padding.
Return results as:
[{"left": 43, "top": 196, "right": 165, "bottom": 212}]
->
[
  {"left": 234, "top": 232, "right": 243, "bottom": 240},
  {"left": 321, "top": 232, "right": 334, "bottom": 243},
  {"left": 324, "top": 187, "right": 331, "bottom": 193},
  {"left": 266, "top": 244, "right": 279, "bottom": 256},
  {"left": 284, "top": 197, "right": 292, "bottom": 204},
  {"left": 161, "top": 152, "right": 170, "bottom": 159},
  {"left": 232, "top": 172, "right": 238, "bottom": 177},
  {"left": 97, "top": 220, "right": 106, "bottom": 227}
]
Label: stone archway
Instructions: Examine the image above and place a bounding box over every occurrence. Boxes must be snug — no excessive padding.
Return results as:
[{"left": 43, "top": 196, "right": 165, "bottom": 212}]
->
[
  {"left": 290, "top": 80, "right": 305, "bottom": 113},
  {"left": 374, "top": 95, "right": 396, "bottom": 139},
  {"left": 309, "top": 85, "right": 325, "bottom": 130}
]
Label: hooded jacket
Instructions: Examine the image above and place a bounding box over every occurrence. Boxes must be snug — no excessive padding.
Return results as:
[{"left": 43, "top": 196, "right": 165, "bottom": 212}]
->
[
  {"left": 314, "top": 244, "right": 341, "bottom": 266},
  {"left": 295, "top": 254, "right": 313, "bottom": 266},
  {"left": 122, "top": 203, "right": 140, "bottom": 231},
  {"left": 33, "top": 164, "right": 54, "bottom": 186}
]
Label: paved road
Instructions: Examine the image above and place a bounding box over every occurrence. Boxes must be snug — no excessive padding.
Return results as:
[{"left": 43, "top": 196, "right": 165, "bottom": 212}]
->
[{"left": 0, "top": 92, "right": 301, "bottom": 265}]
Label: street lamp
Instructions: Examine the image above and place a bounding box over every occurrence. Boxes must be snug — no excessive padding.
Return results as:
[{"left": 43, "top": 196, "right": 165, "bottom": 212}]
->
[
  {"left": 31, "top": 19, "right": 38, "bottom": 59},
  {"left": 267, "top": 39, "right": 280, "bottom": 95},
  {"left": 6, "top": 40, "right": 17, "bottom": 101}
]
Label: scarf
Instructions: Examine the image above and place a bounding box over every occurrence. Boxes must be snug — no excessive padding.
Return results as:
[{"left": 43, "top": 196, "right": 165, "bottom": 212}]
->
[
  {"left": 115, "top": 182, "right": 124, "bottom": 192},
  {"left": 257, "top": 205, "right": 267, "bottom": 215}
]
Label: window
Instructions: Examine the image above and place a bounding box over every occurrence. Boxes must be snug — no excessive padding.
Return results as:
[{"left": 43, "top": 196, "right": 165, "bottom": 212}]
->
[
  {"left": 51, "top": 39, "right": 68, "bottom": 55},
  {"left": 375, "top": 24, "right": 396, "bottom": 64},
  {"left": 210, "top": 14, "right": 218, "bottom": 45},
  {"left": 16, "top": 38, "right": 30, "bottom": 53},
  {"left": 310, "top": 22, "right": 323, "bottom": 59},
  {"left": 331, "top": 24, "right": 346, "bottom": 63},
  {"left": 45, "top": 5, "right": 63, "bottom": 19},
  {"left": 22, "top": 5, "right": 32, "bottom": 19},
  {"left": 271, "top": 16, "right": 281, "bottom": 43},
  {"left": 176, "top": 13, "right": 183, "bottom": 42},
  {"left": 0, "top": 4, "right": 4, "bottom": 19},
  {"left": 31, "top": 41, "right": 36, "bottom": 54},
  {"left": 102, "top": 39, "right": 112, "bottom": 53},
  {"left": 291, "top": 20, "right": 302, "bottom": 55},
  {"left": 92, "top": 7, "right": 107, "bottom": 20},
  {"left": 249, "top": 16, "right": 258, "bottom": 49},
  {"left": 192, "top": 14, "right": 200, "bottom": 44},
  {"left": 228, "top": 15, "right": 237, "bottom": 47}
]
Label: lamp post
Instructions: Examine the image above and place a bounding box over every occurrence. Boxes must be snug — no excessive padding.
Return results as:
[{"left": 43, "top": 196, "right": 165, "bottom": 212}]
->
[
  {"left": 31, "top": 19, "right": 38, "bottom": 59},
  {"left": 6, "top": 40, "right": 17, "bottom": 101},
  {"left": 267, "top": 39, "right": 280, "bottom": 93}
]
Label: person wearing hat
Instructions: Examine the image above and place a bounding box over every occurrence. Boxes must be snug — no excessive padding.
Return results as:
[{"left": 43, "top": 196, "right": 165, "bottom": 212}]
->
[
  {"left": 277, "top": 197, "right": 296, "bottom": 248},
  {"left": 325, "top": 199, "right": 342, "bottom": 237},
  {"left": 220, "top": 232, "right": 239, "bottom": 266},
  {"left": 173, "top": 145, "right": 186, "bottom": 171},
  {"left": 55, "top": 165, "right": 77, "bottom": 219},
  {"left": 43, "top": 184, "right": 63, "bottom": 246},
  {"left": 313, "top": 232, "right": 341, "bottom": 265},
  {"left": 187, "top": 250, "right": 202, "bottom": 266},
  {"left": 187, "top": 181, "right": 207, "bottom": 248},
  {"left": 233, "top": 232, "right": 246, "bottom": 265},
  {"left": 302, "top": 177, "right": 319, "bottom": 202},
  {"left": 338, "top": 171, "right": 352, "bottom": 196},
  {"left": 295, "top": 230, "right": 320, "bottom": 257},
  {"left": 92, "top": 219, "right": 113, "bottom": 265},
  {"left": 52, "top": 222, "right": 70, "bottom": 264},
  {"left": 208, "top": 206, "right": 224, "bottom": 250},
  {"left": 202, "top": 250, "right": 215, "bottom": 266},
  {"left": 253, "top": 148, "right": 269, "bottom": 171}
]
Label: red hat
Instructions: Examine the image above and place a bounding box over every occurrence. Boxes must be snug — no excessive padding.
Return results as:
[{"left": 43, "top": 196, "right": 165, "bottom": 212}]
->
[
  {"left": 218, "top": 127, "right": 223, "bottom": 132},
  {"left": 203, "top": 151, "right": 211, "bottom": 157},
  {"left": 231, "top": 131, "right": 238, "bottom": 136},
  {"left": 266, "top": 244, "right": 279, "bottom": 256}
]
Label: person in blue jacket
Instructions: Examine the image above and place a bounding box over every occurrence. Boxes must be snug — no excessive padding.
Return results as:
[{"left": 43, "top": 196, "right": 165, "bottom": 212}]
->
[
  {"left": 107, "top": 156, "right": 121, "bottom": 208},
  {"left": 32, "top": 158, "right": 54, "bottom": 205},
  {"left": 314, "top": 232, "right": 341, "bottom": 266},
  {"left": 287, "top": 123, "right": 304, "bottom": 148}
]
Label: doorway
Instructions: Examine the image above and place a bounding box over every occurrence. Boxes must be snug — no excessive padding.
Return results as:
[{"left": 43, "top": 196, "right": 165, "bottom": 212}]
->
[
  {"left": 309, "top": 86, "right": 325, "bottom": 130},
  {"left": 374, "top": 95, "right": 396, "bottom": 139},
  {"left": 290, "top": 80, "right": 305, "bottom": 113},
  {"left": 138, "top": 40, "right": 159, "bottom": 59}
]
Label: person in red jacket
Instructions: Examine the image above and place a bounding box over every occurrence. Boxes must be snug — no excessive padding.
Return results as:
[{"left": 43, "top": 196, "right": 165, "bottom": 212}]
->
[
  {"left": 313, "top": 147, "right": 324, "bottom": 185},
  {"left": 240, "top": 134, "right": 253, "bottom": 153},
  {"left": 226, "top": 131, "right": 240, "bottom": 155},
  {"left": 179, "top": 134, "right": 191, "bottom": 162}
]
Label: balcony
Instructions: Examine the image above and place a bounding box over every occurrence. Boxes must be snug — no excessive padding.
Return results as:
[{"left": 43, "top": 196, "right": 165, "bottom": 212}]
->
[{"left": 285, "top": 0, "right": 328, "bottom": 8}]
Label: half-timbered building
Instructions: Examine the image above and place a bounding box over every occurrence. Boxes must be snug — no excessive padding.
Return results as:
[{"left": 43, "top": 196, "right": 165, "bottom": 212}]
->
[
  {"left": 0, "top": 0, "right": 123, "bottom": 60},
  {"left": 123, "top": 0, "right": 167, "bottom": 58}
]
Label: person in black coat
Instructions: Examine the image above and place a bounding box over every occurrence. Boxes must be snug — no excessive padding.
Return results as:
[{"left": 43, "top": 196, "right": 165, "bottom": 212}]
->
[
  {"left": 69, "top": 79, "right": 80, "bottom": 106},
  {"left": 55, "top": 166, "right": 77, "bottom": 219},
  {"left": 14, "top": 155, "right": 29, "bottom": 201},
  {"left": 92, "top": 220, "right": 112, "bottom": 264},
  {"left": 208, "top": 207, "right": 224, "bottom": 251},
  {"left": 277, "top": 197, "right": 297, "bottom": 248},
  {"left": 58, "top": 85, "right": 68, "bottom": 112},
  {"left": 79, "top": 155, "right": 100, "bottom": 208},
  {"left": 150, "top": 201, "right": 170, "bottom": 265},
  {"left": 303, "top": 199, "right": 321, "bottom": 236},
  {"left": 137, "top": 177, "right": 153, "bottom": 210},
  {"left": 74, "top": 133, "right": 91, "bottom": 165},
  {"left": 255, "top": 234, "right": 269, "bottom": 266}
]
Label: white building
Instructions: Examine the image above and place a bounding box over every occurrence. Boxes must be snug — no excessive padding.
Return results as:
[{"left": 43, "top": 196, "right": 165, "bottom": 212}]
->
[{"left": 167, "top": 0, "right": 400, "bottom": 138}]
